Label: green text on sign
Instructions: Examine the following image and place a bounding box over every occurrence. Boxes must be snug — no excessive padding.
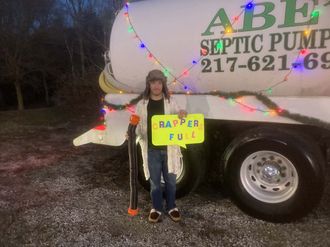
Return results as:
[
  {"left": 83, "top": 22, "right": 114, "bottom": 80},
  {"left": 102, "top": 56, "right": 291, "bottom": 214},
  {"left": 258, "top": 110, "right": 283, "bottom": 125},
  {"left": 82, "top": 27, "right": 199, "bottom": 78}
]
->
[{"left": 151, "top": 114, "right": 204, "bottom": 148}]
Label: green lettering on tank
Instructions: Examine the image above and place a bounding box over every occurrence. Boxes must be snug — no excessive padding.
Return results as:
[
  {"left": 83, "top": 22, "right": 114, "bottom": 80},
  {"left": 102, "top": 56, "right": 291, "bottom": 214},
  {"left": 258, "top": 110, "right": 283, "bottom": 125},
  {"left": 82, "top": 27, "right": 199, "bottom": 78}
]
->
[
  {"left": 279, "top": 0, "right": 319, "bottom": 28},
  {"left": 202, "top": 9, "right": 232, "bottom": 36},
  {"left": 240, "top": 2, "right": 276, "bottom": 32}
]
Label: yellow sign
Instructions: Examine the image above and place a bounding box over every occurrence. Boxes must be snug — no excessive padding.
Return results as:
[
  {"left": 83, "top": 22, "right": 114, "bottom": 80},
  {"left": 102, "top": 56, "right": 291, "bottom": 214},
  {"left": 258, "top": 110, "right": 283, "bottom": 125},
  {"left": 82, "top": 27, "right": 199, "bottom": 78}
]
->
[{"left": 151, "top": 114, "right": 204, "bottom": 148}]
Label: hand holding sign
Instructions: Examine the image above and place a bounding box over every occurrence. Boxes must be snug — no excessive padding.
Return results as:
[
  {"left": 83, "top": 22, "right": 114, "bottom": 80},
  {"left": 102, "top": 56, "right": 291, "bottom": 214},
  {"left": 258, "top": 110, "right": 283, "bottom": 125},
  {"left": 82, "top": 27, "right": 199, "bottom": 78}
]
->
[{"left": 151, "top": 114, "right": 204, "bottom": 148}]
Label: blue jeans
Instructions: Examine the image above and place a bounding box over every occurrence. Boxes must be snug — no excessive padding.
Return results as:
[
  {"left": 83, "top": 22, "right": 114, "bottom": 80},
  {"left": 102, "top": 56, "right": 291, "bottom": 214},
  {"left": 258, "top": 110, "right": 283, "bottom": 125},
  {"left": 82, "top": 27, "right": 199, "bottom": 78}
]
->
[{"left": 148, "top": 148, "right": 177, "bottom": 212}]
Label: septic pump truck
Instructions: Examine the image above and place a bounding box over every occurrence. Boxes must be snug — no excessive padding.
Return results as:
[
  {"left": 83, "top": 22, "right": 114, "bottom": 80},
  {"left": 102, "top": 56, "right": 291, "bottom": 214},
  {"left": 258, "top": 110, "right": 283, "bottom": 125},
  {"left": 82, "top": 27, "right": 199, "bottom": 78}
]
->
[{"left": 74, "top": 0, "right": 330, "bottom": 222}]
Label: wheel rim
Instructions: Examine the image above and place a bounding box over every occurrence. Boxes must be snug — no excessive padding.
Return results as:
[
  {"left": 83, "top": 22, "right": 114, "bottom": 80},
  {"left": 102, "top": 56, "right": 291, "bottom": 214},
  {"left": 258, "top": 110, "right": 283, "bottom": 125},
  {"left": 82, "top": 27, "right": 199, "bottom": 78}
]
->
[{"left": 240, "top": 151, "right": 299, "bottom": 203}]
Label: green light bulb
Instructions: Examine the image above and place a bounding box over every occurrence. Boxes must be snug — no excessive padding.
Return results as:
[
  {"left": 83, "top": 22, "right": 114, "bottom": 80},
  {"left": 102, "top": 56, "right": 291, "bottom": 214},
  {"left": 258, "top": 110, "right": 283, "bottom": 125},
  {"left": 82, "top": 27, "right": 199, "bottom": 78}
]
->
[
  {"left": 163, "top": 68, "right": 170, "bottom": 77},
  {"left": 311, "top": 10, "right": 319, "bottom": 18},
  {"left": 216, "top": 41, "right": 223, "bottom": 51},
  {"left": 228, "top": 98, "right": 236, "bottom": 106}
]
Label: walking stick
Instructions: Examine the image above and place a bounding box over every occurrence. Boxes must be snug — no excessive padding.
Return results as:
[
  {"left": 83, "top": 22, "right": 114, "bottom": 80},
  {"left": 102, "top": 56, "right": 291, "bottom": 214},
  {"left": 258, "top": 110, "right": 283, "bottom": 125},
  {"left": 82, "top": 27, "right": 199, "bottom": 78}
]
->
[{"left": 127, "top": 114, "right": 140, "bottom": 216}]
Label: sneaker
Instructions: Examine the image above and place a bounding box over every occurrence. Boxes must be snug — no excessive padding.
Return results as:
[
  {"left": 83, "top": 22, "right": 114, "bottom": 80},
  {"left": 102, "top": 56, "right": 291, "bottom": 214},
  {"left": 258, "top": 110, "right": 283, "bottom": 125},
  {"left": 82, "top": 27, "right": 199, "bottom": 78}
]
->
[
  {"left": 148, "top": 209, "right": 162, "bottom": 223},
  {"left": 168, "top": 208, "right": 181, "bottom": 222}
]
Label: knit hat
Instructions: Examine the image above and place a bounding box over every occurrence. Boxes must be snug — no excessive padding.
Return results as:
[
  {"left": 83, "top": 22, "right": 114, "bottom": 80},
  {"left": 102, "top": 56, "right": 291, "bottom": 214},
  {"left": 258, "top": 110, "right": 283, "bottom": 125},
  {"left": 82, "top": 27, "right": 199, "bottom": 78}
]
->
[{"left": 146, "top": 69, "right": 167, "bottom": 83}]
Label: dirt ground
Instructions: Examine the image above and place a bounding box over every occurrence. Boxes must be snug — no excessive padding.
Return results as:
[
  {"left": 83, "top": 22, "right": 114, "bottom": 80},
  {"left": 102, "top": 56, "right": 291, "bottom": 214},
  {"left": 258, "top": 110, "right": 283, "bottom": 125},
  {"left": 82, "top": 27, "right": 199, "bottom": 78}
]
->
[{"left": 0, "top": 107, "right": 330, "bottom": 247}]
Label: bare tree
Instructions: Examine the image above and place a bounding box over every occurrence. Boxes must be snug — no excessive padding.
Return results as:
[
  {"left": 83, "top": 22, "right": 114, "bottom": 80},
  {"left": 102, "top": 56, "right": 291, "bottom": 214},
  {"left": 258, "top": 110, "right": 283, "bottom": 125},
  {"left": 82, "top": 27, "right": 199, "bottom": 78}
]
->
[
  {"left": 64, "top": 0, "right": 125, "bottom": 79},
  {"left": 0, "top": 0, "right": 57, "bottom": 110},
  {"left": 0, "top": 0, "right": 126, "bottom": 110},
  {"left": 64, "top": 0, "right": 97, "bottom": 79}
]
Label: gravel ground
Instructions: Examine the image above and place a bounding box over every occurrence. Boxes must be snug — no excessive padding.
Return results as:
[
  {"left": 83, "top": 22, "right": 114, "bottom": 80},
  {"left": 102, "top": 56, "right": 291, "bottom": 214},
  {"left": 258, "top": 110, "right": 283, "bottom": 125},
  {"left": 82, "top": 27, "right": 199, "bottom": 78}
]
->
[{"left": 0, "top": 108, "right": 329, "bottom": 247}]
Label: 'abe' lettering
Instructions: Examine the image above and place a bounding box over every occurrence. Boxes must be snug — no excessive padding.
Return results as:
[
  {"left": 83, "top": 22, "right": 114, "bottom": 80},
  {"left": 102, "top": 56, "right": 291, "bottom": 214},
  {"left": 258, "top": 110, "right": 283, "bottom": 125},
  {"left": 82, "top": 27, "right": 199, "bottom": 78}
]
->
[{"left": 202, "top": 0, "right": 320, "bottom": 36}]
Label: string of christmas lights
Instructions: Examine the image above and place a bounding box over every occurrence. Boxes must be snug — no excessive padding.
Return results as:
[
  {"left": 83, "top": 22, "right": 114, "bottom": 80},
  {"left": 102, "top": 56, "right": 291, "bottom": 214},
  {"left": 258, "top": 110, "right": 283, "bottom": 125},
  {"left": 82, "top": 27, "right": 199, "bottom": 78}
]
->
[
  {"left": 98, "top": 1, "right": 329, "bottom": 130},
  {"left": 123, "top": 1, "right": 254, "bottom": 92},
  {"left": 259, "top": 1, "right": 319, "bottom": 95},
  {"left": 100, "top": 90, "right": 330, "bottom": 131},
  {"left": 124, "top": 0, "right": 319, "bottom": 95}
]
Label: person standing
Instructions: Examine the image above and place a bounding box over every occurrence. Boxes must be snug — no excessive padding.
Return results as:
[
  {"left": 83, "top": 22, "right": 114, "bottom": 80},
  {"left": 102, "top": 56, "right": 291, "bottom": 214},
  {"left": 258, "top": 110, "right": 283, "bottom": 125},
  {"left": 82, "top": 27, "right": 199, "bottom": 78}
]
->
[{"left": 136, "top": 69, "right": 187, "bottom": 223}]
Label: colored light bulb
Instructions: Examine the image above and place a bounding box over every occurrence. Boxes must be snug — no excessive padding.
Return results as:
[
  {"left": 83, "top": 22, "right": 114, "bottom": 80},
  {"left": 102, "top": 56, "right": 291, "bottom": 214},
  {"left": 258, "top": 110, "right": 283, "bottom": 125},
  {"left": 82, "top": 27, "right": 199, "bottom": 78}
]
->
[
  {"left": 163, "top": 68, "right": 170, "bottom": 77},
  {"left": 270, "top": 110, "right": 277, "bottom": 116},
  {"left": 277, "top": 108, "right": 284, "bottom": 113},
  {"left": 228, "top": 98, "right": 236, "bottom": 106},
  {"left": 235, "top": 97, "right": 243, "bottom": 103},
  {"left": 304, "top": 29, "right": 310, "bottom": 37},
  {"left": 216, "top": 41, "right": 223, "bottom": 51},
  {"left": 311, "top": 10, "right": 319, "bottom": 18},
  {"left": 201, "top": 48, "right": 208, "bottom": 56},
  {"left": 225, "top": 27, "right": 233, "bottom": 33},
  {"left": 246, "top": 2, "right": 254, "bottom": 10},
  {"left": 300, "top": 49, "right": 308, "bottom": 55},
  {"left": 292, "top": 62, "right": 301, "bottom": 69}
]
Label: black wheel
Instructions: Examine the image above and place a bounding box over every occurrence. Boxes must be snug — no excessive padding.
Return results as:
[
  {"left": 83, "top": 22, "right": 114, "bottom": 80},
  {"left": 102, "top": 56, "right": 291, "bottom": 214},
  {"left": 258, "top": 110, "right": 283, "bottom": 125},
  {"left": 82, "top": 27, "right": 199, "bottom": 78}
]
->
[
  {"left": 224, "top": 127, "right": 326, "bottom": 222},
  {"left": 137, "top": 144, "right": 206, "bottom": 198}
]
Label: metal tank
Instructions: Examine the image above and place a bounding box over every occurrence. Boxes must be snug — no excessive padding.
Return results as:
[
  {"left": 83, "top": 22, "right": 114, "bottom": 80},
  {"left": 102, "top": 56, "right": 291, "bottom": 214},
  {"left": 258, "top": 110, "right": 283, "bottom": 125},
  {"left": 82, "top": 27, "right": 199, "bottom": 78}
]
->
[{"left": 102, "top": 0, "right": 330, "bottom": 96}]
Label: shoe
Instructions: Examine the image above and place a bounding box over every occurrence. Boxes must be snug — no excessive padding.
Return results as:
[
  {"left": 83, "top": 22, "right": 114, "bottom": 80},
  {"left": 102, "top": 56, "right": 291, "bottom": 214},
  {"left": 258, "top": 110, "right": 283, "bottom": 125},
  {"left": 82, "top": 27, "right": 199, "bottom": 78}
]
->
[
  {"left": 148, "top": 209, "right": 162, "bottom": 223},
  {"left": 168, "top": 208, "right": 181, "bottom": 222}
]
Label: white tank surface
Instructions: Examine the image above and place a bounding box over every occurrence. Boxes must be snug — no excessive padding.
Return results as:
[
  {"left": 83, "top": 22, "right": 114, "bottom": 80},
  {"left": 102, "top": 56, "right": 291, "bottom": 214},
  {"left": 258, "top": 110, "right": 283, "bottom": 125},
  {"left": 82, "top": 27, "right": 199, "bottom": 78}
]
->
[{"left": 106, "top": 0, "right": 330, "bottom": 96}]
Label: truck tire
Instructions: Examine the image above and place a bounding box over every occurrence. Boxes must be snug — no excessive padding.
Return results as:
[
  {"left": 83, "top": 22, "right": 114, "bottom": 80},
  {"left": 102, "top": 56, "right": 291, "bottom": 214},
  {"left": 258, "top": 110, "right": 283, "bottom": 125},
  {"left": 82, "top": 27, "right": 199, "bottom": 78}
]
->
[
  {"left": 223, "top": 127, "right": 326, "bottom": 222},
  {"left": 137, "top": 144, "right": 205, "bottom": 198}
]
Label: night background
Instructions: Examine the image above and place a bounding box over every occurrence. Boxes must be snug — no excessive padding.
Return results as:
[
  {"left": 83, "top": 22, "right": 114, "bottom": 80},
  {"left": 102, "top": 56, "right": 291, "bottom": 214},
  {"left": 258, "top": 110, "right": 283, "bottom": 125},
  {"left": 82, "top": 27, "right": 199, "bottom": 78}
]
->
[{"left": 0, "top": 0, "right": 124, "bottom": 111}]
